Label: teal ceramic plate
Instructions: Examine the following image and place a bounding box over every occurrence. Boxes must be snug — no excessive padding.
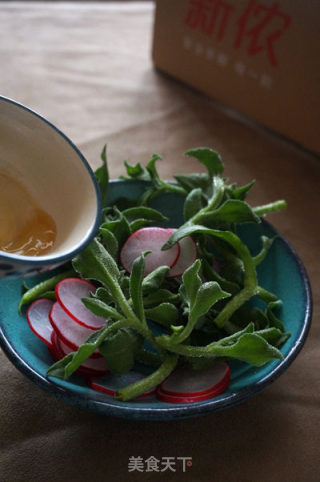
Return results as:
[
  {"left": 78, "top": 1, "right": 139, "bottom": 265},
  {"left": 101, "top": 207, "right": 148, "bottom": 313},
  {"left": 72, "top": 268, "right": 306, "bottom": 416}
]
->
[{"left": 0, "top": 181, "right": 312, "bottom": 420}]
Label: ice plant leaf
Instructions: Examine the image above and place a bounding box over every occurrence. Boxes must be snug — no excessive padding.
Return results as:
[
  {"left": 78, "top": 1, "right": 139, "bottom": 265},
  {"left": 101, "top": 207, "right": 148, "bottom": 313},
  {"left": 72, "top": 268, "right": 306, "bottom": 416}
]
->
[
  {"left": 99, "top": 227, "right": 118, "bottom": 260},
  {"left": 142, "top": 266, "right": 170, "bottom": 294},
  {"left": 94, "top": 145, "right": 109, "bottom": 207},
  {"left": 181, "top": 259, "right": 202, "bottom": 308},
  {"left": 122, "top": 206, "right": 167, "bottom": 222},
  {"left": 199, "top": 199, "right": 261, "bottom": 224},
  {"left": 185, "top": 147, "right": 224, "bottom": 176},
  {"left": 73, "top": 238, "right": 120, "bottom": 284},
  {"left": 130, "top": 252, "right": 149, "bottom": 323},
  {"left": 231, "top": 180, "right": 256, "bottom": 200},
  {"left": 189, "top": 282, "right": 230, "bottom": 323},
  {"left": 145, "top": 302, "right": 179, "bottom": 327},
  {"left": 123, "top": 161, "right": 146, "bottom": 179},
  {"left": 184, "top": 188, "right": 204, "bottom": 221},
  {"left": 99, "top": 329, "right": 137, "bottom": 374}
]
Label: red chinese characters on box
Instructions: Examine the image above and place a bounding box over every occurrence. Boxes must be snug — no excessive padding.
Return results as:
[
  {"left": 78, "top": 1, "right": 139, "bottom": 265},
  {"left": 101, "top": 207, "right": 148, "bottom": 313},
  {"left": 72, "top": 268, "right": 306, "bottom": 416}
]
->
[
  {"left": 152, "top": 0, "right": 320, "bottom": 153},
  {"left": 184, "top": 0, "right": 291, "bottom": 67}
]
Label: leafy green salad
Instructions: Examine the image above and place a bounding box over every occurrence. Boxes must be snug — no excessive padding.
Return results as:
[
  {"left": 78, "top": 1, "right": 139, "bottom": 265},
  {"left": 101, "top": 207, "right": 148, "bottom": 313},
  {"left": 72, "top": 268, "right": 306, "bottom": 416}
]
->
[{"left": 20, "top": 147, "right": 289, "bottom": 401}]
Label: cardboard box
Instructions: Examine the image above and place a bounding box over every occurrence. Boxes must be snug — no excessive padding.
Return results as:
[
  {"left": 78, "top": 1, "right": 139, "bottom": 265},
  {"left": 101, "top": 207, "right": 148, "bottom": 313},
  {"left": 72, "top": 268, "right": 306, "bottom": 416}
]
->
[{"left": 152, "top": 0, "right": 320, "bottom": 154}]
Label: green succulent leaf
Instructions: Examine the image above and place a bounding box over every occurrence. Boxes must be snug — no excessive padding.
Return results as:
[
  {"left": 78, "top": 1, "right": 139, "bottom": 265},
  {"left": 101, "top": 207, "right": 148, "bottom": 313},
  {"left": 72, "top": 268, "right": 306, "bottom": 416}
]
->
[
  {"left": 101, "top": 207, "right": 131, "bottom": 247},
  {"left": 122, "top": 161, "right": 146, "bottom": 179},
  {"left": 184, "top": 188, "right": 204, "bottom": 221},
  {"left": 199, "top": 199, "right": 261, "bottom": 225},
  {"left": 231, "top": 180, "right": 256, "bottom": 200},
  {"left": 73, "top": 238, "right": 120, "bottom": 284},
  {"left": 130, "top": 252, "right": 150, "bottom": 323},
  {"left": 94, "top": 145, "right": 109, "bottom": 207},
  {"left": 157, "top": 329, "right": 283, "bottom": 366},
  {"left": 82, "top": 297, "right": 121, "bottom": 320},
  {"left": 143, "top": 289, "right": 179, "bottom": 307},
  {"left": 181, "top": 259, "right": 202, "bottom": 308},
  {"left": 171, "top": 280, "right": 230, "bottom": 344},
  {"left": 145, "top": 302, "right": 179, "bottom": 327},
  {"left": 185, "top": 147, "right": 224, "bottom": 176},
  {"left": 189, "top": 282, "right": 230, "bottom": 323},
  {"left": 122, "top": 206, "right": 168, "bottom": 223},
  {"left": 146, "top": 154, "right": 162, "bottom": 185},
  {"left": 174, "top": 173, "right": 210, "bottom": 194},
  {"left": 266, "top": 300, "right": 286, "bottom": 332},
  {"left": 142, "top": 265, "right": 170, "bottom": 294},
  {"left": 216, "top": 332, "right": 283, "bottom": 366},
  {"left": 253, "top": 236, "right": 277, "bottom": 266},
  {"left": 99, "top": 227, "right": 118, "bottom": 260},
  {"left": 99, "top": 329, "right": 138, "bottom": 374}
]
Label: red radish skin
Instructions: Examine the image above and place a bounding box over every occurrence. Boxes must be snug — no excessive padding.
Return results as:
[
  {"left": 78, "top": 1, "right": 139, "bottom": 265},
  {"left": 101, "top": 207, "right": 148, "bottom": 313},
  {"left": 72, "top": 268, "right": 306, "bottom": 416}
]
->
[
  {"left": 156, "top": 362, "right": 230, "bottom": 403},
  {"left": 120, "top": 227, "right": 180, "bottom": 275},
  {"left": 49, "top": 331, "right": 62, "bottom": 361},
  {"left": 167, "top": 229, "right": 198, "bottom": 277},
  {"left": 89, "top": 372, "right": 156, "bottom": 399},
  {"left": 49, "top": 301, "right": 102, "bottom": 358},
  {"left": 159, "top": 362, "right": 230, "bottom": 396},
  {"left": 55, "top": 278, "right": 106, "bottom": 330},
  {"left": 51, "top": 331, "right": 108, "bottom": 377},
  {"left": 26, "top": 299, "right": 54, "bottom": 347},
  {"left": 156, "top": 386, "right": 229, "bottom": 403}
]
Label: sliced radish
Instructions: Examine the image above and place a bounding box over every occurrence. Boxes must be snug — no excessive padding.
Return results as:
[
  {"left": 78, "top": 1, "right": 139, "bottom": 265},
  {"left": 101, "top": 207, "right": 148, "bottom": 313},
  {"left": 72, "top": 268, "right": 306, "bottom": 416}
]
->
[
  {"left": 51, "top": 330, "right": 108, "bottom": 377},
  {"left": 89, "top": 371, "right": 156, "bottom": 399},
  {"left": 167, "top": 229, "right": 197, "bottom": 277},
  {"left": 156, "top": 362, "right": 230, "bottom": 403},
  {"left": 55, "top": 278, "right": 106, "bottom": 330},
  {"left": 156, "top": 388, "right": 225, "bottom": 403},
  {"left": 49, "top": 331, "right": 62, "bottom": 361},
  {"left": 49, "top": 301, "right": 102, "bottom": 358},
  {"left": 120, "top": 227, "right": 180, "bottom": 275},
  {"left": 159, "top": 362, "right": 230, "bottom": 396},
  {"left": 26, "top": 299, "right": 54, "bottom": 347}
]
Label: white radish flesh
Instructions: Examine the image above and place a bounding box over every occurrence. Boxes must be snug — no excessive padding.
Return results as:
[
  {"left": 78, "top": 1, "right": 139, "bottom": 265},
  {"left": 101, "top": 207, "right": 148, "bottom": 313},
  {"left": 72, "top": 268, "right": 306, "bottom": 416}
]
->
[
  {"left": 26, "top": 299, "right": 54, "bottom": 347},
  {"left": 89, "top": 371, "right": 156, "bottom": 399},
  {"left": 55, "top": 278, "right": 106, "bottom": 330},
  {"left": 49, "top": 301, "right": 102, "bottom": 358},
  {"left": 156, "top": 362, "right": 230, "bottom": 403},
  {"left": 167, "top": 230, "right": 197, "bottom": 277},
  {"left": 120, "top": 227, "right": 180, "bottom": 275}
]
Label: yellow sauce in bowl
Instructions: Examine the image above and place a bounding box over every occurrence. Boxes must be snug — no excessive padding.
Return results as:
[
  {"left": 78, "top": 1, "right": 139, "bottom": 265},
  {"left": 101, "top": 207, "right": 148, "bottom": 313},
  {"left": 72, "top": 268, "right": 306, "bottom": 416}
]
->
[{"left": 0, "top": 172, "right": 56, "bottom": 256}]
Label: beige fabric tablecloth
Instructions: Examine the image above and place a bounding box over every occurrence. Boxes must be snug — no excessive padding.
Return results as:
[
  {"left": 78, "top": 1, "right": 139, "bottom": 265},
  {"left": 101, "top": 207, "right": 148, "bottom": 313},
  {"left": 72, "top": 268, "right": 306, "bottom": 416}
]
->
[{"left": 1, "top": 3, "right": 319, "bottom": 481}]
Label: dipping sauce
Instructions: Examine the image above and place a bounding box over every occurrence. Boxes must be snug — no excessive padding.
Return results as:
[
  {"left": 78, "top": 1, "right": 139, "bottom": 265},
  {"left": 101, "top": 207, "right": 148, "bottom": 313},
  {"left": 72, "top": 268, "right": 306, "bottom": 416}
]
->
[{"left": 0, "top": 171, "right": 56, "bottom": 256}]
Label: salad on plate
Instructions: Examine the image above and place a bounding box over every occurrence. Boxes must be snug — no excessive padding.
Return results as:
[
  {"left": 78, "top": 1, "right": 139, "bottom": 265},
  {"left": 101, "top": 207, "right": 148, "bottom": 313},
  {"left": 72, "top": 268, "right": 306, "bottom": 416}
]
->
[{"left": 20, "top": 147, "right": 289, "bottom": 402}]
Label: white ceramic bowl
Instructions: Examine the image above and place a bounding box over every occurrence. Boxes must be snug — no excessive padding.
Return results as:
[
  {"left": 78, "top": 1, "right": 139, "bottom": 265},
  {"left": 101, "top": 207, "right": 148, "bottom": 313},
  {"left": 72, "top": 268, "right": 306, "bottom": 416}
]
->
[{"left": 0, "top": 96, "right": 101, "bottom": 278}]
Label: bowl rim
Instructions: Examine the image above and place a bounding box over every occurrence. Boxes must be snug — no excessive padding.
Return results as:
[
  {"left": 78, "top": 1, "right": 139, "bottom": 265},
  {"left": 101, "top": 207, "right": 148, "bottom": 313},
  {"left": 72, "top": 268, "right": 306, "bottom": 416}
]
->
[
  {"left": 0, "top": 95, "right": 102, "bottom": 266},
  {"left": 0, "top": 179, "right": 313, "bottom": 420}
]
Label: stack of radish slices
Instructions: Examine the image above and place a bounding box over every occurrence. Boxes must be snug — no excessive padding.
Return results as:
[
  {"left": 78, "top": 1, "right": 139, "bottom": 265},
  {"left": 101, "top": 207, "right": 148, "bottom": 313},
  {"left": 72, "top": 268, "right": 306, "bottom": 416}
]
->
[
  {"left": 27, "top": 278, "right": 109, "bottom": 377},
  {"left": 26, "top": 286, "right": 230, "bottom": 402}
]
